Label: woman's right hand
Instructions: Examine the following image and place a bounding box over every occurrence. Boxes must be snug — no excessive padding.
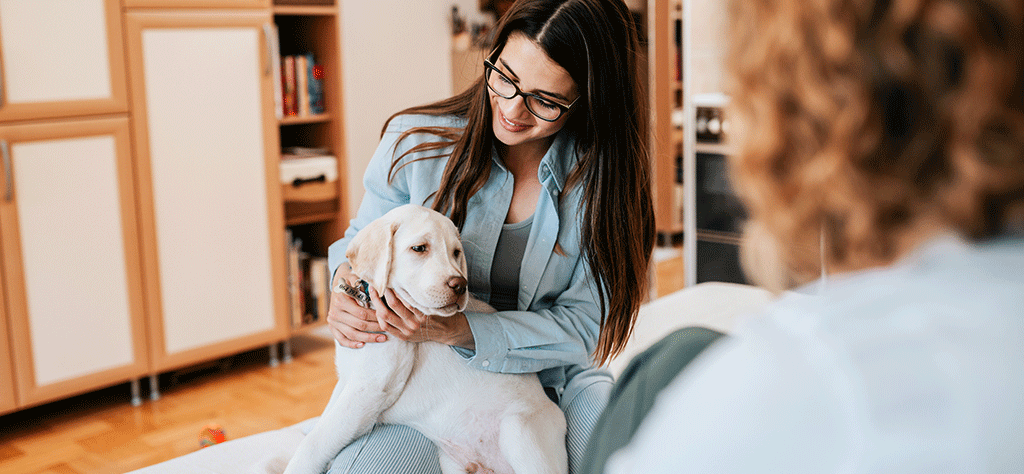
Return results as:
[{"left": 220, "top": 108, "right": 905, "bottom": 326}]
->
[{"left": 326, "top": 264, "right": 389, "bottom": 348}]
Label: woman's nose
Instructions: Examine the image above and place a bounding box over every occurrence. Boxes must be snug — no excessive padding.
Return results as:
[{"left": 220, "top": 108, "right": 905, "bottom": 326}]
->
[{"left": 500, "top": 94, "right": 530, "bottom": 119}]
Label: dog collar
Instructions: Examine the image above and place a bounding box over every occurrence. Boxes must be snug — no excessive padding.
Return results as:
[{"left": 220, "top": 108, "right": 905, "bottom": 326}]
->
[{"left": 335, "top": 279, "right": 373, "bottom": 308}]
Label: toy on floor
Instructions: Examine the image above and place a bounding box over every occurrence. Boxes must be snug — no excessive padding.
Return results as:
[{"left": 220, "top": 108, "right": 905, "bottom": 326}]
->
[{"left": 199, "top": 423, "right": 227, "bottom": 448}]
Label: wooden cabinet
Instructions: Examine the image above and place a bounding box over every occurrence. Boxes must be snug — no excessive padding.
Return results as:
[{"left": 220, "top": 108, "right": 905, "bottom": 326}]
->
[
  {"left": 0, "top": 117, "right": 148, "bottom": 409},
  {"left": 124, "top": 10, "right": 290, "bottom": 374},
  {"left": 0, "top": 0, "right": 344, "bottom": 414},
  {"left": 0, "top": 0, "right": 127, "bottom": 121}
]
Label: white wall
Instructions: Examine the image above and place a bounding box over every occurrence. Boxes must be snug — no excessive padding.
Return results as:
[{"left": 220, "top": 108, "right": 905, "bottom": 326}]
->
[{"left": 339, "top": 0, "right": 483, "bottom": 219}]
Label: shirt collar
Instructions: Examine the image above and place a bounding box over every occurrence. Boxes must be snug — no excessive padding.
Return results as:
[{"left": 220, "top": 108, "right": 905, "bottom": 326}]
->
[{"left": 491, "top": 129, "right": 578, "bottom": 193}]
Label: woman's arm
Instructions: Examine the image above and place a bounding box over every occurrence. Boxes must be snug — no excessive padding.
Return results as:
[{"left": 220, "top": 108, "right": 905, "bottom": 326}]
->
[{"left": 358, "top": 242, "right": 602, "bottom": 373}]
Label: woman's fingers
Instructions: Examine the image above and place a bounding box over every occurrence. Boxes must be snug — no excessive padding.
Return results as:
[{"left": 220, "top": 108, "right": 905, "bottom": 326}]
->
[
  {"left": 327, "top": 290, "right": 387, "bottom": 347},
  {"left": 369, "top": 289, "right": 424, "bottom": 339}
]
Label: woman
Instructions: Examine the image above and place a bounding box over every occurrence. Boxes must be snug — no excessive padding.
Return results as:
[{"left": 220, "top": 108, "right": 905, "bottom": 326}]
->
[
  {"left": 602, "top": 0, "right": 1024, "bottom": 471},
  {"left": 324, "top": 0, "right": 654, "bottom": 472}
]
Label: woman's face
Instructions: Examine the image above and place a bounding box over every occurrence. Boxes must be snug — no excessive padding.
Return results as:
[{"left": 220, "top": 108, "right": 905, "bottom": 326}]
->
[{"left": 489, "top": 33, "right": 579, "bottom": 152}]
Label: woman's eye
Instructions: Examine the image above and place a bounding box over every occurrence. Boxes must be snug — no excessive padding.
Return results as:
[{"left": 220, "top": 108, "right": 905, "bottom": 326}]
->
[
  {"left": 536, "top": 99, "right": 559, "bottom": 110},
  {"left": 411, "top": 245, "right": 427, "bottom": 253},
  {"left": 499, "top": 75, "right": 514, "bottom": 85}
]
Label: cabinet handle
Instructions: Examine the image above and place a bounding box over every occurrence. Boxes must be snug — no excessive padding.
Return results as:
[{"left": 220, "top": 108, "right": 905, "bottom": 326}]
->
[
  {"left": 0, "top": 59, "right": 5, "bottom": 108},
  {"left": 263, "top": 23, "right": 274, "bottom": 77},
  {"left": 2, "top": 140, "right": 11, "bottom": 202}
]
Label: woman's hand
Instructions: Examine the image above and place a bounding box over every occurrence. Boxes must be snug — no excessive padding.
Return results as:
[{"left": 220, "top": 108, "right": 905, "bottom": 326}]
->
[
  {"left": 327, "top": 264, "right": 476, "bottom": 350},
  {"left": 368, "top": 288, "right": 476, "bottom": 350},
  {"left": 326, "top": 265, "right": 388, "bottom": 349}
]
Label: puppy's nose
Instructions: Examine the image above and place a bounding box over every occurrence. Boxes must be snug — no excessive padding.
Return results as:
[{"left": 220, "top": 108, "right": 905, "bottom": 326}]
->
[{"left": 448, "top": 276, "right": 467, "bottom": 296}]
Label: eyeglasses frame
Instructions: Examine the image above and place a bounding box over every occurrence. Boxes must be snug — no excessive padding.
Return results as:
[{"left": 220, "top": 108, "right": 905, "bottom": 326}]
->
[{"left": 482, "top": 57, "right": 578, "bottom": 123}]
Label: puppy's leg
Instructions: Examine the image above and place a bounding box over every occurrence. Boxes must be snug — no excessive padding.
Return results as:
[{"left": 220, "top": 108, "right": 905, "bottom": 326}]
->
[
  {"left": 283, "top": 382, "right": 385, "bottom": 473},
  {"left": 284, "top": 343, "right": 416, "bottom": 474},
  {"left": 499, "top": 404, "right": 568, "bottom": 474}
]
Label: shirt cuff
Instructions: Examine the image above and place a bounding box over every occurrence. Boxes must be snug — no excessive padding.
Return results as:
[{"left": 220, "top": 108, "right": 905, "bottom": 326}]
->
[{"left": 452, "top": 311, "right": 509, "bottom": 371}]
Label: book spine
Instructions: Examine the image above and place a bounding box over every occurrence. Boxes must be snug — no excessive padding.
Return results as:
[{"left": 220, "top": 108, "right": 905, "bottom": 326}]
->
[
  {"left": 297, "top": 54, "right": 310, "bottom": 117},
  {"left": 287, "top": 231, "right": 302, "bottom": 328},
  {"left": 308, "top": 53, "right": 325, "bottom": 115},
  {"left": 270, "top": 25, "right": 283, "bottom": 119},
  {"left": 283, "top": 55, "right": 297, "bottom": 117}
]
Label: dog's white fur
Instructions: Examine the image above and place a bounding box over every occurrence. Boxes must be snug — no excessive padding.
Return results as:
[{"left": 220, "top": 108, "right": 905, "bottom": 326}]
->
[{"left": 283, "top": 204, "right": 567, "bottom": 474}]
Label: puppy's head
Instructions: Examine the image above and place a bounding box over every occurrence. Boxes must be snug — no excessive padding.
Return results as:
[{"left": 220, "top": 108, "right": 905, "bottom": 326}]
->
[{"left": 346, "top": 204, "right": 470, "bottom": 317}]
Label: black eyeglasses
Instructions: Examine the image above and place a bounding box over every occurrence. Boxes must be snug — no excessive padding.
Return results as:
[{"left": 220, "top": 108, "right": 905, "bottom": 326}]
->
[{"left": 483, "top": 58, "right": 578, "bottom": 122}]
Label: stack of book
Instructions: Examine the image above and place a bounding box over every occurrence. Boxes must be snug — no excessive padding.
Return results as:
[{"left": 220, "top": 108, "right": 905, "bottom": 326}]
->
[
  {"left": 286, "top": 230, "right": 331, "bottom": 329},
  {"left": 275, "top": 52, "right": 325, "bottom": 119}
]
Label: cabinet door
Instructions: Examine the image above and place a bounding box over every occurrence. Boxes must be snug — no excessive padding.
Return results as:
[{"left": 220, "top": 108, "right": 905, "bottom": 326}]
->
[
  {"left": 0, "top": 0, "right": 127, "bottom": 122},
  {"left": 0, "top": 117, "right": 147, "bottom": 407},
  {"left": 125, "top": 11, "right": 288, "bottom": 372}
]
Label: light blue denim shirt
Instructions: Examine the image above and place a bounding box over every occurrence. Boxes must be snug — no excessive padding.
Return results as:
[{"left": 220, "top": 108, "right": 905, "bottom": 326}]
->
[{"left": 328, "top": 114, "right": 606, "bottom": 398}]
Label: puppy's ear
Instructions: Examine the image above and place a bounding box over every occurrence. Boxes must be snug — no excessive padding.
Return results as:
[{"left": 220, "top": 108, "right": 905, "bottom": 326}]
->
[{"left": 346, "top": 216, "right": 399, "bottom": 291}]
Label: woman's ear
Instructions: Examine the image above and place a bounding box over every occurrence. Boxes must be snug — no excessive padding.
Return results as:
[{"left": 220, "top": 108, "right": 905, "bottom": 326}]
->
[{"left": 345, "top": 217, "right": 399, "bottom": 292}]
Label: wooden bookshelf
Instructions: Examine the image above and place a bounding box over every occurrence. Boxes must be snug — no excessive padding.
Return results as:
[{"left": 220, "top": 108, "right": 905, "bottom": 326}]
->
[{"left": 273, "top": 2, "right": 345, "bottom": 333}]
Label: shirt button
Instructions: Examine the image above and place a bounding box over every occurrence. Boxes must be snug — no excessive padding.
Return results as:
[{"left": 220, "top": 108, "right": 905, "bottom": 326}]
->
[{"left": 481, "top": 360, "right": 490, "bottom": 368}]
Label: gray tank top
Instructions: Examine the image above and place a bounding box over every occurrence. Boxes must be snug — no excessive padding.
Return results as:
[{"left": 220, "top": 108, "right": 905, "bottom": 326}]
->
[{"left": 489, "top": 213, "right": 533, "bottom": 311}]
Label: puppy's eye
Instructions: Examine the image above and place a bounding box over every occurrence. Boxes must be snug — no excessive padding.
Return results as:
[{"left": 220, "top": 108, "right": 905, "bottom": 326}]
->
[
  {"left": 453, "top": 249, "right": 462, "bottom": 259},
  {"left": 411, "top": 245, "right": 427, "bottom": 253}
]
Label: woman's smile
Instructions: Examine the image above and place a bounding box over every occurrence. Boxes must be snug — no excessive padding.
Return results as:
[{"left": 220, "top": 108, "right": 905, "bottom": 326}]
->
[{"left": 498, "top": 109, "right": 531, "bottom": 133}]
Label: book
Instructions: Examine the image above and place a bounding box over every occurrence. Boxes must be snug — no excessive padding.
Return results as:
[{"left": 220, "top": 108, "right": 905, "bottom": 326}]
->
[
  {"left": 296, "top": 54, "right": 310, "bottom": 116},
  {"left": 307, "top": 53, "right": 325, "bottom": 115},
  {"left": 282, "top": 55, "right": 297, "bottom": 117},
  {"left": 269, "top": 25, "right": 283, "bottom": 119},
  {"left": 286, "top": 230, "right": 303, "bottom": 328},
  {"left": 309, "top": 257, "right": 329, "bottom": 322}
]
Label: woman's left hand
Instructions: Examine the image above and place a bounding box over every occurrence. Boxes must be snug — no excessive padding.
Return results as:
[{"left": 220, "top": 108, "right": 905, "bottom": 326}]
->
[{"left": 368, "top": 288, "right": 476, "bottom": 350}]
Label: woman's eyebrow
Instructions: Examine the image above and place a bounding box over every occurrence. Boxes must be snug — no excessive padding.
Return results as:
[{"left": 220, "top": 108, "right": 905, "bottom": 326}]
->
[{"left": 499, "top": 58, "right": 574, "bottom": 103}]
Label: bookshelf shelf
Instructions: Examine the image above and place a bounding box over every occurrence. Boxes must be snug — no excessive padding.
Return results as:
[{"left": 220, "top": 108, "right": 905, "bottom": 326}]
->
[
  {"left": 280, "top": 113, "right": 332, "bottom": 125},
  {"left": 286, "top": 211, "right": 337, "bottom": 226},
  {"left": 274, "top": 6, "right": 336, "bottom": 16}
]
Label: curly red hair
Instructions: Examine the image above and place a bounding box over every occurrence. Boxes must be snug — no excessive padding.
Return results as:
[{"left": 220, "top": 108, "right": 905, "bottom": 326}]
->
[{"left": 727, "top": 0, "right": 1024, "bottom": 279}]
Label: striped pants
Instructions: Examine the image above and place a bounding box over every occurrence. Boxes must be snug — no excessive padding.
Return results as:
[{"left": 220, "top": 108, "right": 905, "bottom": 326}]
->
[{"left": 325, "top": 369, "right": 613, "bottom": 474}]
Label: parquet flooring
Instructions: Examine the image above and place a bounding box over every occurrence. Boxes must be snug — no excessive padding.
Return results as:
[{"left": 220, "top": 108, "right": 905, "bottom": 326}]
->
[
  {"left": 0, "top": 250, "right": 685, "bottom": 474},
  {"left": 0, "top": 332, "right": 338, "bottom": 474}
]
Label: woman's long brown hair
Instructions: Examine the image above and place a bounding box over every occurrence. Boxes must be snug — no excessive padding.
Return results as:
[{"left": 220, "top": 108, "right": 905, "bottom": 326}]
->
[{"left": 381, "top": 0, "right": 654, "bottom": 366}]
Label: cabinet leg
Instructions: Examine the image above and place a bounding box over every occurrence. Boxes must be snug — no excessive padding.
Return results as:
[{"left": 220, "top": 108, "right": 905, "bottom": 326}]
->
[
  {"left": 130, "top": 379, "right": 143, "bottom": 407},
  {"left": 269, "top": 343, "right": 280, "bottom": 367},
  {"left": 149, "top": 374, "right": 161, "bottom": 401},
  {"left": 282, "top": 339, "right": 293, "bottom": 363}
]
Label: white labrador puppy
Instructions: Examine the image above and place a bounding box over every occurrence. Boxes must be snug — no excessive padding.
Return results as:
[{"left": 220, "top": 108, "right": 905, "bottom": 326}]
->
[{"left": 283, "top": 204, "right": 567, "bottom": 474}]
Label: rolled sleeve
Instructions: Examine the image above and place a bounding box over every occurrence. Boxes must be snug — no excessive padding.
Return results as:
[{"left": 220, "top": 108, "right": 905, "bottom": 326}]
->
[
  {"left": 453, "top": 310, "right": 510, "bottom": 369},
  {"left": 457, "top": 256, "right": 603, "bottom": 374}
]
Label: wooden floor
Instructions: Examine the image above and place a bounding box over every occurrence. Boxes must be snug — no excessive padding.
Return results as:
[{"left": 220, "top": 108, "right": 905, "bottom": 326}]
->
[{"left": 0, "top": 248, "right": 685, "bottom": 474}]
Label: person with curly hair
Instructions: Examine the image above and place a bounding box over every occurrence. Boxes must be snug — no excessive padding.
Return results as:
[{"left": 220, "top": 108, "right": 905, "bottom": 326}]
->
[{"left": 596, "top": 0, "right": 1024, "bottom": 471}]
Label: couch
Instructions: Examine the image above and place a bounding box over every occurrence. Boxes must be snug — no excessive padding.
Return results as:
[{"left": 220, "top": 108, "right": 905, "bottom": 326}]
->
[{"left": 129, "top": 282, "right": 774, "bottom": 473}]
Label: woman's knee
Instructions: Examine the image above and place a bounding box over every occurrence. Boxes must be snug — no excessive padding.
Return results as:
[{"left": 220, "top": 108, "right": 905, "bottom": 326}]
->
[{"left": 326, "top": 424, "right": 440, "bottom": 474}]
